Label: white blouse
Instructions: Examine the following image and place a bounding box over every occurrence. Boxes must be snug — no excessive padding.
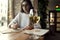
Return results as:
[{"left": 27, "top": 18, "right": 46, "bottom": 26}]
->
[
  {"left": 8, "top": 9, "right": 41, "bottom": 29},
  {"left": 8, "top": 9, "right": 33, "bottom": 29},
  {"left": 20, "top": 13, "right": 30, "bottom": 28}
]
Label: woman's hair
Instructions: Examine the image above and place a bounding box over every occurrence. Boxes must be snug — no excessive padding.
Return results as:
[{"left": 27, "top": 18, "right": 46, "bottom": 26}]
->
[{"left": 21, "top": 0, "right": 34, "bottom": 12}]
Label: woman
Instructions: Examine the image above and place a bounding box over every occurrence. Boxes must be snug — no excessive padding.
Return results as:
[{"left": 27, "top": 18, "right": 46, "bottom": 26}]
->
[{"left": 8, "top": 0, "right": 35, "bottom": 30}]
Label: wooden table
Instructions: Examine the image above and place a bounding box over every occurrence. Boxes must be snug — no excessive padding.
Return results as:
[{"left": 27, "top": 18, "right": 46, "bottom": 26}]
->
[{"left": 0, "top": 28, "right": 49, "bottom": 40}]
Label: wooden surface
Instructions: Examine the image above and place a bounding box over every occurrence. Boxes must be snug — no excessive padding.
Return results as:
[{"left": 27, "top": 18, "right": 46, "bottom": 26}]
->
[
  {"left": 0, "top": 28, "right": 49, "bottom": 40},
  {"left": 0, "top": 31, "right": 30, "bottom": 40},
  {"left": 0, "top": 28, "right": 30, "bottom": 40}
]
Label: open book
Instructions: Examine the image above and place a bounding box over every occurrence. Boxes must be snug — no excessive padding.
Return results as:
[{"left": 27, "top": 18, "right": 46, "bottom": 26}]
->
[
  {"left": 23, "top": 29, "right": 49, "bottom": 36},
  {"left": 0, "top": 28, "right": 22, "bottom": 34}
]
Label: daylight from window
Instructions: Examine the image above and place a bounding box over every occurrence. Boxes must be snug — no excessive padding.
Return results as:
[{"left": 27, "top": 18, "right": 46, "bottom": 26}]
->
[{"left": 0, "top": 0, "right": 8, "bottom": 29}]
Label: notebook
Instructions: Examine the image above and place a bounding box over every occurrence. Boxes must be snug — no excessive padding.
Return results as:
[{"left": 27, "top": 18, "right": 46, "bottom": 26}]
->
[
  {"left": 0, "top": 28, "right": 22, "bottom": 34},
  {"left": 23, "top": 29, "right": 49, "bottom": 36}
]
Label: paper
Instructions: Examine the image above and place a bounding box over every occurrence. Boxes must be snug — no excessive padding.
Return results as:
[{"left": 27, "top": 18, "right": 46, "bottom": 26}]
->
[
  {"left": 0, "top": 28, "right": 22, "bottom": 34},
  {"left": 23, "top": 29, "right": 49, "bottom": 36}
]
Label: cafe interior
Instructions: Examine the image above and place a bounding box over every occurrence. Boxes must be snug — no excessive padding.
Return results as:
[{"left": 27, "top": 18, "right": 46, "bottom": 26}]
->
[{"left": 0, "top": 0, "right": 60, "bottom": 40}]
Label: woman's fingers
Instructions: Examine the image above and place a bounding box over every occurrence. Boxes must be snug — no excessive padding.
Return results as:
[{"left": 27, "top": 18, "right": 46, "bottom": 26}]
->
[
  {"left": 11, "top": 23, "right": 18, "bottom": 29},
  {"left": 24, "top": 26, "right": 33, "bottom": 30}
]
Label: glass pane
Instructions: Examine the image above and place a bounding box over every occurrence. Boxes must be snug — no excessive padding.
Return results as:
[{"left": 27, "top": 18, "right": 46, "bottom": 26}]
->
[
  {"left": 50, "top": 12, "right": 54, "bottom": 18},
  {"left": 50, "top": 18, "right": 54, "bottom": 22},
  {"left": 57, "top": 18, "right": 60, "bottom": 22},
  {"left": 0, "top": 0, "right": 8, "bottom": 27},
  {"left": 57, "top": 12, "right": 60, "bottom": 17},
  {"left": 57, "top": 24, "right": 60, "bottom": 28}
]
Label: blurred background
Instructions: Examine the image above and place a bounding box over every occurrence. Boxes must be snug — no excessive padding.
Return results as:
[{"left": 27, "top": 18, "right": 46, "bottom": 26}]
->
[{"left": 0, "top": 0, "right": 60, "bottom": 31}]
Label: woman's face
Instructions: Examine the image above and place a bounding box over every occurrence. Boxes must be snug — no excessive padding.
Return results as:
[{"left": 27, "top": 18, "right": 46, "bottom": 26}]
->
[{"left": 22, "top": 2, "right": 30, "bottom": 13}]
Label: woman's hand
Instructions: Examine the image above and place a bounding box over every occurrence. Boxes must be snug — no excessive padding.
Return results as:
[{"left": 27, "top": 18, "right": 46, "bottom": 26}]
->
[
  {"left": 24, "top": 26, "right": 34, "bottom": 30},
  {"left": 11, "top": 23, "right": 19, "bottom": 29}
]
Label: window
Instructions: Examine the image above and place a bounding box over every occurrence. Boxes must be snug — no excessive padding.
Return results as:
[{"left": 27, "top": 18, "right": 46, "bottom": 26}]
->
[{"left": 0, "top": 0, "right": 8, "bottom": 28}]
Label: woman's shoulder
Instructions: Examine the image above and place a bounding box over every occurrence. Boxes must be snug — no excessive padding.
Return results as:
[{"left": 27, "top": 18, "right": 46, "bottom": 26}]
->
[
  {"left": 17, "top": 12, "right": 23, "bottom": 15},
  {"left": 14, "top": 12, "right": 22, "bottom": 18}
]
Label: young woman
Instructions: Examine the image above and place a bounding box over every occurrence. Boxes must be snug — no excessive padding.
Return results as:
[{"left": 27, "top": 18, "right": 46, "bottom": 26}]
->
[{"left": 8, "top": 0, "right": 35, "bottom": 30}]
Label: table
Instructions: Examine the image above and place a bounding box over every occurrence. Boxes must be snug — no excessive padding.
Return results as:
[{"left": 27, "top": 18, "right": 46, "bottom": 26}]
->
[{"left": 0, "top": 28, "right": 49, "bottom": 40}]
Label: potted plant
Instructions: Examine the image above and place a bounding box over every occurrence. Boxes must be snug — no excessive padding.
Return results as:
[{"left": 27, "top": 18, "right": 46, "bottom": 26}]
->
[{"left": 38, "top": 0, "right": 49, "bottom": 29}]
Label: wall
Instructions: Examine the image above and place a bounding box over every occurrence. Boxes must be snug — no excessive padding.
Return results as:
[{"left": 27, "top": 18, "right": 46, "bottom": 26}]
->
[
  {"left": 13, "top": 0, "right": 22, "bottom": 16},
  {"left": 48, "top": 0, "right": 60, "bottom": 10}
]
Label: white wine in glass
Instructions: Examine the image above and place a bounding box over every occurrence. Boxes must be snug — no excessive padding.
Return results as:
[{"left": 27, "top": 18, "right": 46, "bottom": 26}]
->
[{"left": 30, "top": 16, "right": 40, "bottom": 24}]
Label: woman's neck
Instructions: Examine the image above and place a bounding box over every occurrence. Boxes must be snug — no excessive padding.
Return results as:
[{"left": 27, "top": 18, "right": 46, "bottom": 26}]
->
[{"left": 24, "top": 10, "right": 30, "bottom": 14}]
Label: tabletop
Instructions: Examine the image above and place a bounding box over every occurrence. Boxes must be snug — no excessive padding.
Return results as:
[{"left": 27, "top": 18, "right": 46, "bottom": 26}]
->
[{"left": 0, "top": 28, "right": 49, "bottom": 40}]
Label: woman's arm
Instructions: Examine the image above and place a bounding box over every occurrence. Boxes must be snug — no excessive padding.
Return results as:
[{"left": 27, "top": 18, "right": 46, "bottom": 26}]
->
[
  {"left": 8, "top": 13, "right": 21, "bottom": 28},
  {"left": 23, "top": 21, "right": 34, "bottom": 30}
]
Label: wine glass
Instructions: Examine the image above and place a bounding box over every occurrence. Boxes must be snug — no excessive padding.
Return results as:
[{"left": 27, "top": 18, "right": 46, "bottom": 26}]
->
[
  {"left": 29, "top": 15, "right": 40, "bottom": 29},
  {"left": 30, "top": 16, "right": 40, "bottom": 24},
  {"left": 29, "top": 16, "right": 40, "bottom": 40}
]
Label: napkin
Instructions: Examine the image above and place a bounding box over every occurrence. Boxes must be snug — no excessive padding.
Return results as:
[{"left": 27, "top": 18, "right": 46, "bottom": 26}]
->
[{"left": 0, "top": 28, "right": 22, "bottom": 34}]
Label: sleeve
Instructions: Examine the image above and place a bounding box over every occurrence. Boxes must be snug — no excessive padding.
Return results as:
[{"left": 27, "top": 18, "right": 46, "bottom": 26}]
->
[
  {"left": 29, "top": 9, "right": 34, "bottom": 16},
  {"left": 29, "top": 9, "right": 37, "bottom": 16},
  {"left": 8, "top": 12, "right": 21, "bottom": 27}
]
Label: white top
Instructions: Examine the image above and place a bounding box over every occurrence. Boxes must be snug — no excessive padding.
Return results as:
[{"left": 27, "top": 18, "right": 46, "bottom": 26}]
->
[
  {"left": 8, "top": 9, "right": 41, "bottom": 29},
  {"left": 20, "top": 13, "right": 30, "bottom": 28}
]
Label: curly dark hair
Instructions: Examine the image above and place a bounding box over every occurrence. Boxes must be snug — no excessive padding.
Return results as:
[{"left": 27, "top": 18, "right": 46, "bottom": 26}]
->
[{"left": 21, "top": 0, "right": 34, "bottom": 12}]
